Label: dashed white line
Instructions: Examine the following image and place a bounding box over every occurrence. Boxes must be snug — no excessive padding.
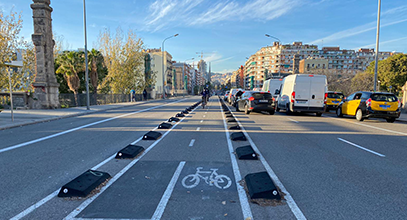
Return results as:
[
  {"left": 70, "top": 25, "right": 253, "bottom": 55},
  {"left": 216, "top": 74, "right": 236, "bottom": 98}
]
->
[
  {"left": 338, "top": 138, "right": 385, "bottom": 157},
  {"left": 200, "top": 120, "right": 203, "bottom": 123},
  {"left": 196, "top": 127, "right": 200, "bottom": 131},
  {"left": 189, "top": 139, "right": 196, "bottom": 147},
  {"left": 203, "top": 115, "right": 206, "bottom": 117},
  {"left": 288, "top": 118, "right": 299, "bottom": 123},
  {"left": 151, "top": 161, "right": 186, "bottom": 220}
]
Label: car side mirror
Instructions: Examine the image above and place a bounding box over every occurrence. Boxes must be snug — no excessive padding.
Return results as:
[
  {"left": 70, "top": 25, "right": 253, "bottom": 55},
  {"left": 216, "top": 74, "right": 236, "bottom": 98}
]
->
[{"left": 275, "top": 89, "right": 280, "bottom": 95}]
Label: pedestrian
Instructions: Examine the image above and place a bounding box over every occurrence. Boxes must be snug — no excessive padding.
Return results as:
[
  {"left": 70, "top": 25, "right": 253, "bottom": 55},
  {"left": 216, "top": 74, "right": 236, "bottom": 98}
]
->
[
  {"left": 130, "top": 88, "right": 136, "bottom": 102},
  {"left": 143, "top": 89, "right": 147, "bottom": 101}
]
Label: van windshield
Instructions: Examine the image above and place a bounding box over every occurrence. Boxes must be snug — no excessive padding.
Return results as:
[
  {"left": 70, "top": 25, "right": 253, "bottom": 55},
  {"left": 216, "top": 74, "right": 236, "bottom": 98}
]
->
[
  {"left": 371, "top": 94, "right": 397, "bottom": 102},
  {"left": 328, "top": 93, "right": 344, "bottom": 99}
]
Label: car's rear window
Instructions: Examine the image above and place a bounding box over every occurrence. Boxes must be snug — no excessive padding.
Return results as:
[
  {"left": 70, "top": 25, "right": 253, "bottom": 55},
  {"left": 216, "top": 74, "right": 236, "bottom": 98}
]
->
[
  {"left": 252, "top": 93, "right": 272, "bottom": 100},
  {"left": 371, "top": 94, "right": 397, "bottom": 102},
  {"left": 328, "top": 93, "right": 344, "bottom": 99}
]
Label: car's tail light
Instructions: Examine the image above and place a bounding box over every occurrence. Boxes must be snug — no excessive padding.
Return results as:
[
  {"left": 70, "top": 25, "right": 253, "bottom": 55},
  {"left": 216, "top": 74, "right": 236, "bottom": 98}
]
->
[
  {"left": 248, "top": 97, "right": 255, "bottom": 101},
  {"left": 272, "top": 97, "right": 276, "bottom": 102},
  {"left": 366, "top": 98, "right": 372, "bottom": 107},
  {"left": 291, "top": 91, "right": 295, "bottom": 103},
  {"left": 398, "top": 100, "right": 402, "bottom": 108},
  {"left": 324, "top": 93, "right": 328, "bottom": 104}
]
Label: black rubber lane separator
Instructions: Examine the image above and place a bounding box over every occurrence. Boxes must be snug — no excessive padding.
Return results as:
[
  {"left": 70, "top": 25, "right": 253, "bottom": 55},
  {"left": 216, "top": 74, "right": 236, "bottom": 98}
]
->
[
  {"left": 143, "top": 131, "right": 162, "bottom": 140},
  {"left": 230, "top": 132, "right": 247, "bottom": 141},
  {"left": 176, "top": 113, "right": 185, "bottom": 117},
  {"left": 168, "top": 117, "right": 180, "bottom": 122},
  {"left": 227, "top": 118, "right": 237, "bottom": 123},
  {"left": 115, "top": 144, "right": 145, "bottom": 159},
  {"left": 245, "top": 171, "right": 281, "bottom": 200},
  {"left": 235, "top": 145, "right": 258, "bottom": 160},
  {"left": 225, "top": 114, "right": 234, "bottom": 118},
  {"left": 158, "top": 122, "right": 172, "bottom": 129},
  {"left": 58, "top": 170, "right": 111, "bottom": 198},
  {"left": 228, "top": 123, "right": 240, "bottom": 130},
  {"left": 181, "top": 110, "right": 189, "bottom": 114}
]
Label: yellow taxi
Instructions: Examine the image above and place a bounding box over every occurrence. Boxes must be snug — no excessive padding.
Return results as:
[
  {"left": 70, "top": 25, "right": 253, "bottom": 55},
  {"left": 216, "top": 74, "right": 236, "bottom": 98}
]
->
[
  {"left": 325, "top": 91, "right": 344, "bottom": 111},
  {"left": 336, "top": 91, "right": 401, "bottom": 122}
]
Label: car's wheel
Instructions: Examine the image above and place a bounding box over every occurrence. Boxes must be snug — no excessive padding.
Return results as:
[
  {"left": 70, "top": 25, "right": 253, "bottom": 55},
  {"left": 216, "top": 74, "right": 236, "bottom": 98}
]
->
[
  {"left": 386, "top": 118, "right": 396, "bottom": 123},
  {"left": 336, "top": 107, "right": 343, "bottom": 117},
  {"left": 286, "top": 104, "right": 292, "bottom": 115},
  {"left": 316, "top": 112, "right": 322, "bottom": 117},
  {"left": 245, "top": 105, "right": 250, "bottom": 114},
  {"left": 276, "top": 106, "right": 280, "bottom": 112},
  {"left": 356, "top": 109, "right": 364, "bottom": 121},
  {"left": 269, "top": 110, "right": 275, "bottom": 115}
]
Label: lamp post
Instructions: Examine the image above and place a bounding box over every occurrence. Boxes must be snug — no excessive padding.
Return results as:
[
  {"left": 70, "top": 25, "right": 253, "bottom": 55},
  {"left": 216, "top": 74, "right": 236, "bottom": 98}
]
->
[
  {"left": 265, "top": 34, "right": 281, "bottom": 44},
  {"left": 83, "top": 0, "right": 90, "bottom": 110},
  {"left": 183, "top": 58, "right": 194, "bottom": 98},
  {"left": 373, "top": 0, "right": 381, "bottom": 92},
  {"left": 162, "top": 34, "right": 179, "bottom": 99}
]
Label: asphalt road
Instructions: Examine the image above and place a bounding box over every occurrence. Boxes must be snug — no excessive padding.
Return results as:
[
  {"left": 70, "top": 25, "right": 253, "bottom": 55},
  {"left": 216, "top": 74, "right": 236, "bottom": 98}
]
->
[{"left": 1, "top": 96, "right": 407, "bottom": 220}]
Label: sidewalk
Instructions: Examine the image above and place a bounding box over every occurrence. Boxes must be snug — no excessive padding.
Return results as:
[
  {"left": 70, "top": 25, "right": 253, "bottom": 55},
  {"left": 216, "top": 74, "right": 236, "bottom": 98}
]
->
[
  {"left": 397, "top": 111, "right": 407, "bottom": 122},
  {"left": 0, "top": 99, "right": 161, "bottom": 130}
]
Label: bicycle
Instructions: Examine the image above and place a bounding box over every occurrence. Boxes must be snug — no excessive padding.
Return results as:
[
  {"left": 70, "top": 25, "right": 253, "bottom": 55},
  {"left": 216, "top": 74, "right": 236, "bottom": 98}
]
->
[
  {"left": 181, "top": 167, "right": 232, "bottom": 189},
  {"left": 202, "top": 97, "right": 207, "bottom": 109}
]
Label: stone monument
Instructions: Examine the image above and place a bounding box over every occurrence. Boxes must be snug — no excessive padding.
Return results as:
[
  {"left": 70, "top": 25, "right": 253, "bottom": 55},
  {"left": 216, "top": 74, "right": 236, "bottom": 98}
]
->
[{"left": 30, "top": 0, "right": 60, "bottom": 109}]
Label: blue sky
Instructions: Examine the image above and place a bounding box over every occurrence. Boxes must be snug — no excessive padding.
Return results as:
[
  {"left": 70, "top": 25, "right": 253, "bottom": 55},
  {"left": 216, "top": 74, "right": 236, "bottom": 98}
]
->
[{"left": 2, "top": 0, "right": 407, "bottom": 74}]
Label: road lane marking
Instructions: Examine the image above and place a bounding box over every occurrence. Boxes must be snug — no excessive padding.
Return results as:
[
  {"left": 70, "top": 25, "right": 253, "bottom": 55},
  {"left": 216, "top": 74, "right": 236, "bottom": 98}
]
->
[
  {"left": 203, "top": 115, "right": 206, "bottom": 117},
  {"left": 0, "top": 99, "right": 186, "bottom": 154},
  {"left": 63, "top": 107, "right": 196, "bottom": 219},
  {"left": 224, "top": 102, "right": 306, "bottom": 220},
  {"left": 288, "top": 118, "right": 299, "bottom": 123},
  {"left": 11, "top": 102, "right": 196, "bottom": 220},
  {"left": 196, "top": 127, "right": 200, "bottom": 131},
  {"left": 189, "top": 139, "right": 196, "bottom": 147},
  {"left": 323, "top": 115, "right": 407, "bottom": 136},
  {"left": 338, "top": 138, "right": 385, "bottom": 157},
  {"left": 200, "top": 120, "right": 203, "bottom": 123},
  {"left": 219, "top": 99, "right": 253, "bottom": 219},
  {"left": 151, "top": 161, "right": 186, "bottom": 220},
  {"left": 181, "top": 167, "right": 232, "bottom": 189}
]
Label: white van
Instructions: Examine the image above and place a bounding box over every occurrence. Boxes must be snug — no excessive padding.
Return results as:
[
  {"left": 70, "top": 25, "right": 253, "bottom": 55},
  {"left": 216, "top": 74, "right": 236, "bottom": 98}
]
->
[
  {"left": 276, "top": 74, "right": 327, "bottom": 116},
  {"left": 262, "top": 79, "right": 283, "bottom": 98}
]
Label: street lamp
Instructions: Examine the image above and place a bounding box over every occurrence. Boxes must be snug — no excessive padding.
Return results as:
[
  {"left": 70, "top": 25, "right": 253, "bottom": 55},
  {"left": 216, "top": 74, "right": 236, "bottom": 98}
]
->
[
  {"left": 183, "top": 58, "right": 194, "bottom": 97},
  {"left": 265, "top": 34, "right": 281, "bottom": 44},
  {"left": 162, "top": 34, "right": 179, "bottom": 99},
  {"left": 83, "top": 0, "right": 90, "bottom": 110},
  {"left": 373, "top": 0, "right": 381, "bottom": 92}
]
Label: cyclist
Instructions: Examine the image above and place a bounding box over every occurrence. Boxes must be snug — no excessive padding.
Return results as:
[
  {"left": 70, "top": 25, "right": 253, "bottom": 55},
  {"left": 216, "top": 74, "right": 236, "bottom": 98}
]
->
[{"left": 201, "top": 89, "right": 208, "bottom": 108}]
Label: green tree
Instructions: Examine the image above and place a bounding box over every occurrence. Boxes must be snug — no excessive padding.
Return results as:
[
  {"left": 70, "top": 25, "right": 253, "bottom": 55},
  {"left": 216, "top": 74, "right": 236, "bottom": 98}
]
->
[
  {"left": 351, "top": 71, "right": 374, "bottom": 92},
  {"left": 55, "top": 51, "right": 84, "bottom": 106},
  {"left": 88, "top": 49, "right": 107, "bottom": 102},
  {"left": 366, "top": 54, "right": 407, "bottom": 94}
]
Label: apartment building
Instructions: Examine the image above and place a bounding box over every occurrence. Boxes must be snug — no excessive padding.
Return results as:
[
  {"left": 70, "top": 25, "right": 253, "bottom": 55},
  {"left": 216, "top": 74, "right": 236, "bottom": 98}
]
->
[
  {"left": 299, "top": 58, "right": 329, "bottom": 73},
  {"left": 173, "top": 62, "right": 193, "bottom": 93},
  {"left": 144, "top": 48, "right": 174, "bottom": 97}
]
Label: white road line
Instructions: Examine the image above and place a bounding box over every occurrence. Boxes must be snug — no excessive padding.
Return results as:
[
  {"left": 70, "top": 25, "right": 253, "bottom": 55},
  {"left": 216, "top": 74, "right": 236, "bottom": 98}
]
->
[
  {"left": 189, "top": 139, "right": 196, "bottom": 147},
  {"left": 200, "top": 120, "right": 203, "bottom": 123},
  {"left": 203, "top": 115, "right": 206, "bottom": 117},
  {"left": 63, "top": 107, "right": 196, "bottom": 220},
  {"left": 196, "top": 127, "right": 200, "bottom": 131},
  {"left": 288, "top": 118, "right": 299, "bottom": 123},
  {"left": 338, "top": 138, "right": 385, "bottom": 157},
  {"left": 151, "top": 161, "right": 186, "bottom": 220},
  {"left": 0, "top": 99, "right": 185, "bottom": 154},
  {"left": 219, "top": 99, "right": 253, "bottom": 220},
  {"left": 10, "top": 102, "right": 195, "bottom": 220},
  {"left": 224, "top": 103, "right": 306, "bottom": 220},
  {"left": 323, "top": 115, "right": 407, "bottom": 136}
]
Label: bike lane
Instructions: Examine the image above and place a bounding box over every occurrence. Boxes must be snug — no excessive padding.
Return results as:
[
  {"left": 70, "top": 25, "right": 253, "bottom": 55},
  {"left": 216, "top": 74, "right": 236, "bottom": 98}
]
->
[{"left": 69, "top": 98, "right": 246, "bottom": 219}]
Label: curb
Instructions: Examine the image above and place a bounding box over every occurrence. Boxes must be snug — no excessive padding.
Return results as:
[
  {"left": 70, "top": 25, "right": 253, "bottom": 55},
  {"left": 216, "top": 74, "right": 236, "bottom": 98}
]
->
[{"left": 0, "top": 97, "right": 187, "bottom": 131}]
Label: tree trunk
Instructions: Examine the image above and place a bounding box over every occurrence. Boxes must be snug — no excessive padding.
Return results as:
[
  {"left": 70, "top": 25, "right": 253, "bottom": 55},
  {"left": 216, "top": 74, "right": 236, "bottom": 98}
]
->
[{"left": 74, "top": 90, "right": 80, "bottom": 107}]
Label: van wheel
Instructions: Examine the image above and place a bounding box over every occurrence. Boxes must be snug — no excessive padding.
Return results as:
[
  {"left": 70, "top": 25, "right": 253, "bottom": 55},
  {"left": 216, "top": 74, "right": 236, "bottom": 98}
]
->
[
  {"left": 386, "top": 118, "right": 396, "bottom": 123},
  {"left": 316, "top": 112, "right": 322, "bottom": 117},
  {"left": 245, "top": 105, "right": 250, "bottom": 114},
  {"left": 269, "top": 110, "right": 275, "bottom": 115},
  {"left": 286, "top": 105, "right": 292, "bottom": 115},
  {"left": 336, "top": 107, "right": 343, "bottom": 117},
  {"left": 276, "top": 106, "right": 280, "bottom": 112},
  {"left": 235, "top": 104, "right": 240, "bottom": 112},
  {"left": 356, "top": 109, "right": 364, "bottom": 121}
]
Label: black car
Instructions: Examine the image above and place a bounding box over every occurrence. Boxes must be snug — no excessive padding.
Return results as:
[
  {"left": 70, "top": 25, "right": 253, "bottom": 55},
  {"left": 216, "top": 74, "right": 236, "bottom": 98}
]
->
[{"left": 235, "top": 91, "right": 276, "bottom": 115}]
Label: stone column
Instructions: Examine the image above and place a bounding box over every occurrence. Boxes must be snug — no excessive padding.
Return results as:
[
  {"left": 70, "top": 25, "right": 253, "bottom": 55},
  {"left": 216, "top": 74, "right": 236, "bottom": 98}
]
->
[{"left": 30, "top": 0, "right": 60, "bottom": 109}]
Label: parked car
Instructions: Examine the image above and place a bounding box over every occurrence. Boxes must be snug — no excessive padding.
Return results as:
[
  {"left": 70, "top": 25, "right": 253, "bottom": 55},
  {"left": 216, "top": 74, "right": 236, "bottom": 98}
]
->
[
  {"left": 235, "top": 91, "right": 276, "bottom": 115},
  {"left": 276, "top": 74, "right": 327, "bottom": 116},
  {"left": 326, "top": 91, "right": 344, "bottom": 111},
  {"left": 232, "top": 90, "right": 246, "bottom": 107},
  {"left": 224, "top": 91, "right": 230, "bottom": 101},
  {"left": 336, "top": 91, "right": 401, "bottom": 122},
  {"left": 228, "top": 88, "right": 242, "bottom": 104}
]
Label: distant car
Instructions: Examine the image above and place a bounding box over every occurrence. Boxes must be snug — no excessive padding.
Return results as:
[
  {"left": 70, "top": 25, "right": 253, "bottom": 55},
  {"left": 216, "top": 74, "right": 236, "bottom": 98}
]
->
[
  {"left": 235, "top": 91, "right": 276, "bottom": 115},
  {"left": 326, "top": 91, "right": 344, "bottom": 111},
  {"left": 224, "top": 91, "right": 230, "bottom": 101},
  {"left": 336, "top": 91, "right": 401, "bottom": 122},
  {"left": 228, "top": 88, "right": 242, "bottom": 104}
]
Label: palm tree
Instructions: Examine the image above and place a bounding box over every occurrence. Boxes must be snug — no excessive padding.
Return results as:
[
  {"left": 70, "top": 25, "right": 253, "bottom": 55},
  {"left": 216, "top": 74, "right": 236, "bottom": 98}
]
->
[
  {"left": 88, "top": 49, "right": 105, "bottom": 104},
  {"left": 55, "top": 51, "right": 84, "bottom": 106}
]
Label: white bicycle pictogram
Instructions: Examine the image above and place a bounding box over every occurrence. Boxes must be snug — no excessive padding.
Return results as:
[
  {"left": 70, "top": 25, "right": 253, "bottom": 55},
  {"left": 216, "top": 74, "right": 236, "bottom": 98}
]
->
[{"left": 181, "top": 167, "right": 232, "bottom": 189}]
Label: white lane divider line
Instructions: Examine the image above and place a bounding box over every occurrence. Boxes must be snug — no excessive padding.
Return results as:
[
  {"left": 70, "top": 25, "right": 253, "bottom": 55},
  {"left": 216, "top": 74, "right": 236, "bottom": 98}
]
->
[
  {"left": 200, "top": 120, "right": 203, "bottom": 123},
  {"left": 11, "top": 101, "right": 196, "bottom": 220},
  {"left": 196, "top": 127, "right": 200, "bottom": 131},
  {"left": 338, "top": 138, "right": 385, "bottom": 157},
  {"left": 151, "top": 161, "right": 186, "bottom": 220},
  {"left": 189, "top": 139, "right": 196, "bottom": 147},
  {"left": 224, "top": 102, "right": 306, "bottom": 220},
  {"left": 0, "top": 99, "right": 186, "bottom": 154},
  {"left": 203, "top": 115, "right": 206, "bottom": 117},
  {"left": 288, "top": 118, "right": 299, "bottom": 123},
  {"left": 219, "top": 99, "right": 253, "bottom": 219}
]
